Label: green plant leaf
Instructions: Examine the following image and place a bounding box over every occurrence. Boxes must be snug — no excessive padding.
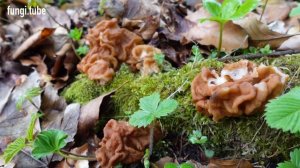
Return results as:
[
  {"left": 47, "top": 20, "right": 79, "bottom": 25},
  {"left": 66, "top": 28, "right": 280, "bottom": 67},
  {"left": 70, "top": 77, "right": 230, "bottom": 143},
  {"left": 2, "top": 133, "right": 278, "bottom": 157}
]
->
[
  {"left": 290, "top": 148, "right": 300, "bottom": 167},
  {"left": 76, "top": 45, "right": 89, "bottom": 56},
  {"left": 203, "top": 0, "right": 222, "bottom": 17},
  {"left": 16, "top": 87, "right": 42, "bottom": 111},
  {"left": 290, "top": 4, "right": 300, "bottom": 17},
  {"left": 231, "top": 0, "right": 259, "bottom": 20},
  {"left": 154, "top": 99, "right": 178, "bottom": 118},
  {"left": 129, "top": 110, "right": 154, "bottom": 128},
  {"left": 277, "top": 148, "right": 300, "bottom": 168},
  {"left": 180, "top": 163, "right": 194, "bottom": 168},
  {"left": 2, "top": 137, "right": 26, "bottom": 163},
  {"left": 26, "top": 113, "right": 42, "bottom": 142},
  {"left": 164, "top": 163, "right": 178, "bottom": 168},
  {"left": 68, "top": 28, "right": 83, "bottom": 41},
  {"left": 129, "top": 93, "right": 178, "bottom": 127},
  {"left": 278, "top": 162, "right": 297, "bottom": 168},
  {"left": 188, "top": 130, "right": 208, "bottom": 145},
  {"left": 32, "top": 130, "right": 68, "bottom": 158},
  {"left": 259, "top": 44, "right": 272, "bottom": 54},
  {"left": 265, "top": 87, "right": 300, "bottom": 133},
  {"left": 204, "top": 149, "right": 215, "bottom": 158},
  {"left": 221, "top": 0, "right": 241, "bottom": 19},
  {"left": 154, "top": 53, "right": 165, "bottom": 65},
  {"left": 139, "top": 92, "right": 161, "bottom": 113}
]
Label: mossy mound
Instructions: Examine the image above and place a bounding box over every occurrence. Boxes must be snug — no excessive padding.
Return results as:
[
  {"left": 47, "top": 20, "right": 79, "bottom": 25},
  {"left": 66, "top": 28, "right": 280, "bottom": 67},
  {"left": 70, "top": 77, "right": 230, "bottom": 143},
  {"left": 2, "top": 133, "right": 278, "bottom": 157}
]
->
[{"left": 63, "top": 55, "right": 300, "bottom": 161}]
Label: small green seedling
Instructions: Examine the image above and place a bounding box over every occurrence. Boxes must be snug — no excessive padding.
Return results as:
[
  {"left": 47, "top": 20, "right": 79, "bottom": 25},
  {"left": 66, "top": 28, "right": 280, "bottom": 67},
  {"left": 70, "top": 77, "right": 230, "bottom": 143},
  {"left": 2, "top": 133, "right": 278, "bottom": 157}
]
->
[
  {"left": 189, "top": 45, "right": 204, "bottom": 63},
  {"left": 164, "top": 162, "right": 194, "bottom": 168},
  {"left": 76, "top": 45, "right": 89, "bottom": 56},
  {"left": 16, "top": 87, "right": 42, "bottom": 111},
  {"left": 68, "top": 28, "right": 83, "bottom": 42},
  {"left": 98, "top": 0, "right": 107, "bottom": 15},
  {"left": 188, "top": 130, "right": 214, "bottom": 159},
  {"left": 27, "top": 0, "right": 53, "bottom": 7},
  {"left": 129, "top": 92, "right": 178, "bottom": 162},
  {"left": 129, "top": 92, "right": 178, "bottom": 128},
  {"left": 277, "top": 148, "right": 300, "bottom": 168},
  {"left": 2, "top": 87, "right": 95, "bottom": 163},
  {"left": 259, "top": 44, "right": 272, "bottom": 54},
  {"left": 154, "top": 53, "right": 165, "bottom": 66},
  {"left": 201, "top": 0, "right": 259, "bottom": 57}
]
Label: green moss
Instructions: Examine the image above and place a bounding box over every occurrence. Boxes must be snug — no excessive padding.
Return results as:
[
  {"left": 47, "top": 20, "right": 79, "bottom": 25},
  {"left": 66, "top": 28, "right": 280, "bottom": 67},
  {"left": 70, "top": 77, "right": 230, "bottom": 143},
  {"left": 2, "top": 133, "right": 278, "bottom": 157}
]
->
[{"left": 63, "top": 55, "right": 300, "bottom": 161}]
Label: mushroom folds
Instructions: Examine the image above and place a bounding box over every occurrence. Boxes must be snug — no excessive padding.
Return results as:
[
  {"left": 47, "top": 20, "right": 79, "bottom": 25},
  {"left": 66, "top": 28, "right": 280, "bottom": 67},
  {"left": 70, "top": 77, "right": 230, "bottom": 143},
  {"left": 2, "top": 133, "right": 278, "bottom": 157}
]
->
[
  {"left": 191, "top": 60, "right": 288, "bottom": 121},
  {"left": 77, "top": 19, "right": 143, "bottom": 84},
  {"left": 95, "top": 119, "right": 161, "bottom": 168},
  {"left": 78, "top": 19, "right": 162, "bottom": 84}
]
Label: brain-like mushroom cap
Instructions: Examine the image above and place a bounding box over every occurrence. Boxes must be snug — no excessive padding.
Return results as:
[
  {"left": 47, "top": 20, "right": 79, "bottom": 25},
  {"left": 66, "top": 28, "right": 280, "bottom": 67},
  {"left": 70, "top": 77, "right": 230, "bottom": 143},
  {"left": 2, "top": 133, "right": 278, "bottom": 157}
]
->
[
  {"left": 77, "top": 19, "right": 143, "bottom": 84},
  {"left": 191, "top": 60, "right": 288, "bottom": 121},
  {"left": 130, "top": 45, "right": 162, "bottom": 76},
  {"left": 95, "top": 119, "right": 162, "bottom": 168}
]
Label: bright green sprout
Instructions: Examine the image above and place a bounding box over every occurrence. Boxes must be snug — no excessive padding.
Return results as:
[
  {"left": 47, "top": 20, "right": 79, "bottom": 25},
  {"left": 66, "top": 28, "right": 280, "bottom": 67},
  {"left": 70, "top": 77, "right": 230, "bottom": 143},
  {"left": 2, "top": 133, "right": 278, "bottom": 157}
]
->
[
  {"left": 189, "top": 45, "right": 204, "bottom": 63},
  {"left": 16, "top": 87, "right": 42, "bottom": 111},
  {"left": 68, "top": 28, "right": 83, "bottom": 42},
  {"left": 154, "top": 53, "right": 165, "bottom": 66},
  {"left": 164, "top": 162, "right": 195, "bottom": 168},
  {"left": 201, "top": 0, "right": 259, "bottom": 57},
  {"left": 76, "top": 45, "right": 89, "bottom": 56},
  {"left": 129, "top": 92, "right": 178, "bottom": 128}
]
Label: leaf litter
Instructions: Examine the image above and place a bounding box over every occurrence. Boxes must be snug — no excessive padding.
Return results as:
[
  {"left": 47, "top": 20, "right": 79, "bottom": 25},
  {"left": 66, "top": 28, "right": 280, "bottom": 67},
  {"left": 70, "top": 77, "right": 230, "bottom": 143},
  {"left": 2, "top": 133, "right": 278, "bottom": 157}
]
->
[{"left": 1, "top": 0, "right": 300, "bottom": 167}]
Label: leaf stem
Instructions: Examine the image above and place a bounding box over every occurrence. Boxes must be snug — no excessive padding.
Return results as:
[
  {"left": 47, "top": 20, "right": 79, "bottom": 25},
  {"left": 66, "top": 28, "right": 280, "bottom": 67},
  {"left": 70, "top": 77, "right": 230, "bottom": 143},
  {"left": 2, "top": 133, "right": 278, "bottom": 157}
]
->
[
  {"left": 148, "top": 122, "right": 155, "bottom": 158},
  {"left": 259, "top": 0, "right": 269, "bottom": 21},
  {"left": 217, "top": 22, "right": 225, "bottom": 58},
  {"left": 57, "top": 150, "right": 97, "bottom": 161}
]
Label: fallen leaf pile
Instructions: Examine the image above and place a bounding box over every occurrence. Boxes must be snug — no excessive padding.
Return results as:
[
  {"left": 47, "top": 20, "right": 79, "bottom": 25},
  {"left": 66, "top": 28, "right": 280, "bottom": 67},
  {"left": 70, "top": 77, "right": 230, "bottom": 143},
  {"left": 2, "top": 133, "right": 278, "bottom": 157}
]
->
[{"left": 191, "top": 60, "right": 288, "bottom": 121}]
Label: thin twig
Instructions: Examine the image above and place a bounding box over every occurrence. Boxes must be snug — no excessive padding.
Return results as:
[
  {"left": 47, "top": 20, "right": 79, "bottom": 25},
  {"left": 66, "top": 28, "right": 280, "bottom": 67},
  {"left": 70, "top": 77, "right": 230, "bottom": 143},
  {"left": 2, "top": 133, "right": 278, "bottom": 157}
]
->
[
  {"left": 219, "top": 49, "right": 300, "bottom": 62},
  {"left": 259, "top": 0, "right": 269, "bottom": 21}
]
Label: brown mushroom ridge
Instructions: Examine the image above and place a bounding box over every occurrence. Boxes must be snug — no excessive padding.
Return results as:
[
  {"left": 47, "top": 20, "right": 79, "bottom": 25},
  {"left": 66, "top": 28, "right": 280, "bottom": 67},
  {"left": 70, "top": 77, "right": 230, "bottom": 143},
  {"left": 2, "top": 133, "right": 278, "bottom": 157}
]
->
[
  {"left": 95, "top": 119, "right": 162, "bottom": 168},
  {"left": 191, "top": 60, "right": 289, "bottom": 121},
  {"left": 130, "top": 45, "right": 162, "bottom": 76},
  {"left": 77, "top": 19, "right": 143, "bottom": 84}
]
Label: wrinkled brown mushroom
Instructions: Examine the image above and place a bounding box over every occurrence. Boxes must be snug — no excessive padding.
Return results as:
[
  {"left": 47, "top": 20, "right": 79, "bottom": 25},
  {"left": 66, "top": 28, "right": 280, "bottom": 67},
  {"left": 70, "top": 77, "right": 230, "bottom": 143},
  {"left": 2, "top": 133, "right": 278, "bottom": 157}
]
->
[
  {"left": 191, "top": 60, "right": 288, "bottom": 121},
  {"left": 77, "top": 19, "right": 143, "bottom": 84},
  {"left": 95, "top": 119, "right": 162, "bottom": 168},
  {"left": 130, "top": 45, "right": 162, "bottom": 76}
]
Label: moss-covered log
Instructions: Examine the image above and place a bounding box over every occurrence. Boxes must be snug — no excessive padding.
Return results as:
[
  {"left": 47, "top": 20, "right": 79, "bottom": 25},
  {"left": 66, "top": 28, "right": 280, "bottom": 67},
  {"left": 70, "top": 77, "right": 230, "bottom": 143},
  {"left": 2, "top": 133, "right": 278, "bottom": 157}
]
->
[{"left": 63, "top": 55, "right": 300, "bottom": 161}]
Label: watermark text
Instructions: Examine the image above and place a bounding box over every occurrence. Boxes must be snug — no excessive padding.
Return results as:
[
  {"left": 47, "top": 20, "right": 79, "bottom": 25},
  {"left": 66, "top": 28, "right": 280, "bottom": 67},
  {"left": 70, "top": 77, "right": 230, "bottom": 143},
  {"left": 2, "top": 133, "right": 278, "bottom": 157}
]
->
[{"left": 7, "top": 6, "right": 46, "bottom": 17}]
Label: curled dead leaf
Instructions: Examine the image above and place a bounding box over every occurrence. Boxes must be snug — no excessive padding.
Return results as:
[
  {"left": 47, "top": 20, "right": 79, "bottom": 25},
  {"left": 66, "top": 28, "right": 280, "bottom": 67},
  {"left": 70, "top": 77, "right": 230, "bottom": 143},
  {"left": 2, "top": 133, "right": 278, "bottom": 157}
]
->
[
  {"left": 235, "top": 17, "right": 298, "bottom": 48},
  {"left": 77, "top": 91, "right": 115, "bottom": 141},
  {"left": 12, "top": 28, "right": 55, "bottom": 60}
]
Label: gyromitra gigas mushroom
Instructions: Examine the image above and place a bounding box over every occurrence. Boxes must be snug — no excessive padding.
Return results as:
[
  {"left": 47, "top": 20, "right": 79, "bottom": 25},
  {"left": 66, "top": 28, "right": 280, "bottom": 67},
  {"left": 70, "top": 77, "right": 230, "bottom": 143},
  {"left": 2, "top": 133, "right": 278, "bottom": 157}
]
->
[
  {"left": 95, "top": 119, "right": 162, "bottom": 168},
  {"left": 191, "top": 60, "right": 288, "bottom": 121},
  {"left": 130, "top": 45, "right": 162, "bottom": 76},
  {"left": 77, "top": 19, "right": 143, "bottom": 84}
]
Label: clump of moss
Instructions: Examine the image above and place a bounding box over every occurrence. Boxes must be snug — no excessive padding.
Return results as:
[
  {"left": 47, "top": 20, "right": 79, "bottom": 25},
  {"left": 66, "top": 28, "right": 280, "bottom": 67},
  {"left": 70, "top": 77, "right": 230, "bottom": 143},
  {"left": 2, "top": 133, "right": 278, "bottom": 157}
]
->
[{"left": 63, "top": 55, "right": 300, "bottom": 161}]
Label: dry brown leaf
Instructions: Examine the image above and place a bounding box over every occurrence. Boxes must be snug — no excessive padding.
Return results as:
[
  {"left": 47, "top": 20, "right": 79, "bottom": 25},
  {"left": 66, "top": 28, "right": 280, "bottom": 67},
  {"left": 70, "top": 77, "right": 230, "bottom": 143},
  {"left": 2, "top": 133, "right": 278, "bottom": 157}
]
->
[
  {"left": 0, "top": 71, "right": 41, "bottom": 151},
  {"left": 77, "top": 91, "right": 115, "bottom": 141},
  {"left": 257, "top": 0, "right": 292, "bottom": 23},
  {"left": 208, "top": 159, "right": 253, "bottom": 168},
  {"left": 155, "top": 157, "right": 174, "bottom": 168},
  {"left": 235, "top": 17, "right": 297, "bottom": 48},
  {"left": 12, "top": 28, "right": 55, "bottom": 60},
  {"left": 183, "top": 8, "right": 248, "bottom": 51},
  {"left": 279, "top": 35, "right": 300, "bottom": 50}
]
